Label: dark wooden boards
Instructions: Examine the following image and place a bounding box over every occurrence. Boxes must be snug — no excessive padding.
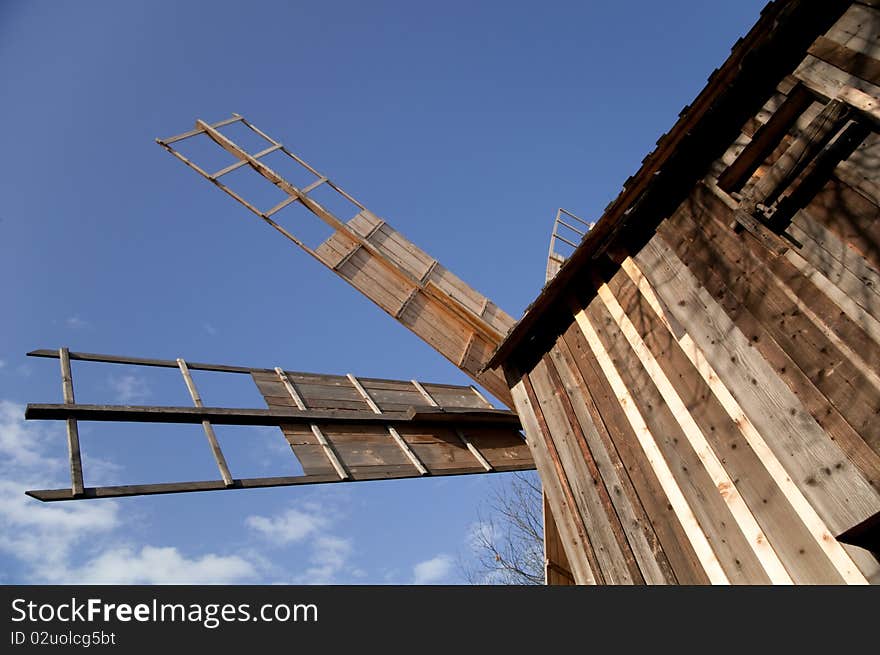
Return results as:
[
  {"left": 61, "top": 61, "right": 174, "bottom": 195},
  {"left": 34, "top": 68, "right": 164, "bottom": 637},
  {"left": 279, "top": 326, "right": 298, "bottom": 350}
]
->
[
  {"left": 26, "top": 461, "right": 535, "bottom": 502},
  {"left": 25, "top": 403, "right": 521, "bottom": 427}
]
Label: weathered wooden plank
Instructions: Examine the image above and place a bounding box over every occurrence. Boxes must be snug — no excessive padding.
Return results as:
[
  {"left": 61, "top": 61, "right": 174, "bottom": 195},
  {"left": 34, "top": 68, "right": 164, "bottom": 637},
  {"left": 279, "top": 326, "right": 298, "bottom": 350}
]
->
[
  {"left": 30, "top": 349, "right": 260, "bottom": 374},
  {"left": 454, "top": 428, "right": 494, "bottom": 472},
  {"left": 348, "top": 373, "right": 429, "bottom": 475},
  {"left": 657, "top": 204, "right": 880, "bottom": 495},
  {"left": 785, "top": 248, "right": 880, "bottom": 351},
  {"left": 337, "top": 245, "right": 415, "bottom": 315},
  {"left": 788, "top": 210, "right": 880, "bottom": 325},
  {"left": 509, "top": 377, "right": 598, "bottom": 584},
  {"left": 530, "top": 357, "right": 642, "bottom": 584},
  {"left": 549, "top": 338, "right": 678, "bottom": 584},
  {"left": 543, "top": 493, "right": 576, "bottom": 585},
  {"left": 26, "top": 460, "right": 536, "bottom": 502},
  {"left": 314, "top": 230, "right": 359, "bottom": 269},
  {"left": 836, "top": 131, "right": 880, "bottom": 207},
  {"left": 826, "top": 3, "right": 880, "bottom": 59},
  {"left": 177, "top": 358, "right": 234, "bottom": 487},
  {"left": 809, "top": 35, "right": 880, "bottom": 87},
  {"left": 426, "top": 264, "right": 488, "bottom": 318},
  {"left": 285, "top": 383, "right": 366, "bottom": 404},
  {"left": 356, "top": 386, "right": 425, "bottom": 408},
  {"left": 480, "top": 301, "right": 517, "bottom": 335},
  {"left": 518, "top": 375, "right": 604, "bottom": 583},
  {"left": 275, "top": 367, "right": 349, "bottom": 480},
  {"left": 459, "top": 433, "right": 532, "bottom": 468},
  {"left": 718, "top": 84, "right": 815, "bottom": 193},
  {"left": 800, "top": 176, "right": 880, "bottom": 273},
  {"left": 608, "top": 267, "right": 853, "bottom": 583},
  {"left": 561, "top": 324, "right": 708, "bottom": 584},
  {"left": 543, "top": 352, "right": 650, "bottom": 583},
  {"left": 585, "top": 299, "right": 771, "bottom": 583},
  {"left": 794, "top": 55, "right": 880, "bottom": 123},
  {"left": 468, "top": 385, "right": 493, "bottom": 408},
  {"left": 367, "top": 224, "right": 436, "bottom": 280},
  {"left": 411, "top": 379, "right": 438, "bottom": 406},
  {"left": 746, "top": 99, "right": 850, "bottom": 208},
  {"left": 347, "top": 209, "right": 383, "bottom": 237},
  {"left": 25, "top": 403, "right": 521, "bottom": 427},
  {"left": 398, "top": 291, "right": 470, "bottom": 362},
  {"left": 59, "top": 348, "right": 84, "bottom": 497},
  {"left": 678, "top": 190, "right": 880, "bottom": 454},
  {"left": 619, "top": 253, "right": 870, "bottom": 583},
  {"left": 570, "top": 305, "right": 729, "bottom": 583},
  {"left": 635, "top": 234, "right": 880, "bottom": 535}
]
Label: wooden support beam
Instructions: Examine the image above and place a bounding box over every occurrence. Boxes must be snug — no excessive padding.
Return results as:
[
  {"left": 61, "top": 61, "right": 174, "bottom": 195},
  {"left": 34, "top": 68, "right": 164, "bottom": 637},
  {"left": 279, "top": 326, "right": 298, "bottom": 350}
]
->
[
  {"left": 412, "top": 377, "right": 494, "bottom": 472},
  {"left": 300, "top": 177, "right": 328, "bottom": 195},
  {"left": 275, "top": 367, "right": 349, "bottom": 480},
  {"left": 411, "top": 379, "right": 438, "bottom": 406},
  {"left": 177, "top": 358, "right": 234, "bottom": 487},
  {"left": 717, "top": 83, "right": 815, "bottom": 193},
  {"left": 455, "top": 428, "right": 493, "bottom": 472},
  {"left": 348, "top": 373, "right": 429, "bottom": 476},
  {"left": 25, "top": 403, "right": 522, "bottom": 427},
  {"left": 156, "top": 115, "right": 244, "bottom": 145},
  {"left": 469, "top": 385, "right": 493, "bottom": 409},
  {"left": 26, "top": 460, "right": 536, "bottom": 502},
  {"left": 346, "top": 373, "right": 383, "bottom": 414},
  {"left": 59, "top": 347, "right": 84, "bottom": 497},
  {"left": 210, "top": 144, "right": 283, "bottom": 179},
  {"left": 28, "top": 349, "right": 259, "bottom": 374},
  {"left": 745, "top": 99, "right": 850, "bottom": 208},
  {"left": 729, "top": 208, "right": 795, "bottom": 254}
]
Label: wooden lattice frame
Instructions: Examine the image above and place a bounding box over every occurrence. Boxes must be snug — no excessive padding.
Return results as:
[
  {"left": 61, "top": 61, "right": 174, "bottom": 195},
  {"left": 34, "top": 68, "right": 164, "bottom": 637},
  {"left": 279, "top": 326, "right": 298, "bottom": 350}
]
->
[
  {"left": 156, "top": 115, "right": 516, "bottom": 404},
  {"left": 545, "top": 208, "right": 592, "bottom": 284},
  {"left": 25, "top": 349, "right": 533, "bottom": 502}
]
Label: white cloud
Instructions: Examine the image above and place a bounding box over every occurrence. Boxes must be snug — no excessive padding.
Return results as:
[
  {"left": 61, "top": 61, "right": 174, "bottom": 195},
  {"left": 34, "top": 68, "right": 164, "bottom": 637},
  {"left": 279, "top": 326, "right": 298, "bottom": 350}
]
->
[
  {"left": 109, "top": 374, "right": 150, "bottom": 404},
  {"left": 65, "top": 316, "right": 88, "bottom": 329},
  {"left": 296, "top": 535, "right": 354, "bottom": 584},
  {"left": 0, "top": 359, "right": 6, "bottom": 369},
  {"left": 0, "top": 401, "right": 122, "bottom": 577},
  {"left": 0, "top": 399, "right": 370, "bottom": 585},
  {"left": 245, "top": 506, "right": 328, "bottom": 544},
  {"left": 44, "top": 546, "right": 257, "bottom": 584},
  {"left": 413, "top": 554, "right": 453, "bottom": 584},
  {"left": 81, "top": 452, "right": 124, "bottom": 486},
  {"left": 248, "top": 501, "right": 359, "bottom": 584},
  {"left": 0, "top": 400, "right": 63, "bottom": 469},
  {"left": 203, "top": 323, "right": 218, "bottom": 336},
  {"left": 0, "top": 398, "right": 259, "bottom": 585}
]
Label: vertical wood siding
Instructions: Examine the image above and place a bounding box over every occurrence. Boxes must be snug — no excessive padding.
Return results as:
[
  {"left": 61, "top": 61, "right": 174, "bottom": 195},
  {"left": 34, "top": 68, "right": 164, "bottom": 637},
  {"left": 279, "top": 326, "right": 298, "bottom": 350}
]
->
[{"left": 505, "top": 2, "right": 880, "bottom": 584}]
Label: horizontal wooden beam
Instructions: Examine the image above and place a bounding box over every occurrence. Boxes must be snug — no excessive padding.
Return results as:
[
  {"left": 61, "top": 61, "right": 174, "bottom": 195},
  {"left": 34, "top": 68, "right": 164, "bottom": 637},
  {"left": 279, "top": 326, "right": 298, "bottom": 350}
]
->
[
  {"left": 27, "top": 349, "right": 259, "bottom": 374},
  {"left": 25, "top": 403, "right": 522, "bottom": 428},
  {"left": 26, "top": 461, "right": 536, "bottom": 502},
  {"left": 26, "top": 350, "right": 480, "bottom": 393}
]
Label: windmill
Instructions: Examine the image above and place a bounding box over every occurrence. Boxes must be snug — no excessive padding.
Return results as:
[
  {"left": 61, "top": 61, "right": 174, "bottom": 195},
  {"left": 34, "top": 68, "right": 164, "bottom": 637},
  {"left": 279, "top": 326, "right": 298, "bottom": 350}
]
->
[
  {"left": 22, "top": 115, "right": 540, "bottom": 513},
  {"left": 29, "top": 1, "right": 873, "bottom": 587}
]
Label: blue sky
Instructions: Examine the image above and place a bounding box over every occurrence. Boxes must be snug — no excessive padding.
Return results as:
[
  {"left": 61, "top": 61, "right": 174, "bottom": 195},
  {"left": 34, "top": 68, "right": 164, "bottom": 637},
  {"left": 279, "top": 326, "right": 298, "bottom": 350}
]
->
[{"left": 0, "top": 1, "right": 766, "bottom": 584}]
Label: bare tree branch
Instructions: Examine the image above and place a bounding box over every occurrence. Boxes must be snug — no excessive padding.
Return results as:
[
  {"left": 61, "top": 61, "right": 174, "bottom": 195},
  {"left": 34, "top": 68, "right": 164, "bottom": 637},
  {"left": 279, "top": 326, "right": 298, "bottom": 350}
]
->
[{"left": 461, "top": 471, "right": 544, "bottom": 585}]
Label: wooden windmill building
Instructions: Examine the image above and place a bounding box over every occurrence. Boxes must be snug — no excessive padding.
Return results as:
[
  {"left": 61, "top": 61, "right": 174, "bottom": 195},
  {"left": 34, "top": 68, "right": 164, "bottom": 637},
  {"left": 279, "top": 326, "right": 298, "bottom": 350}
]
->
[{"left": 24, "top": 0, "right": 880, "bottom": 584}]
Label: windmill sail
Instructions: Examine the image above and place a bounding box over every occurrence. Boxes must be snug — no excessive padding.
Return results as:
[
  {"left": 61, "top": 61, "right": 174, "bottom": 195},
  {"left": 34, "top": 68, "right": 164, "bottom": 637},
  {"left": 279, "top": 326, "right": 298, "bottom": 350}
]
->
[
  {"left": 157, "top": 116, "right": 515, "bottom": 405},
  {"left": 24, "top": 349, "right": 533, "bottom": 501}
]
